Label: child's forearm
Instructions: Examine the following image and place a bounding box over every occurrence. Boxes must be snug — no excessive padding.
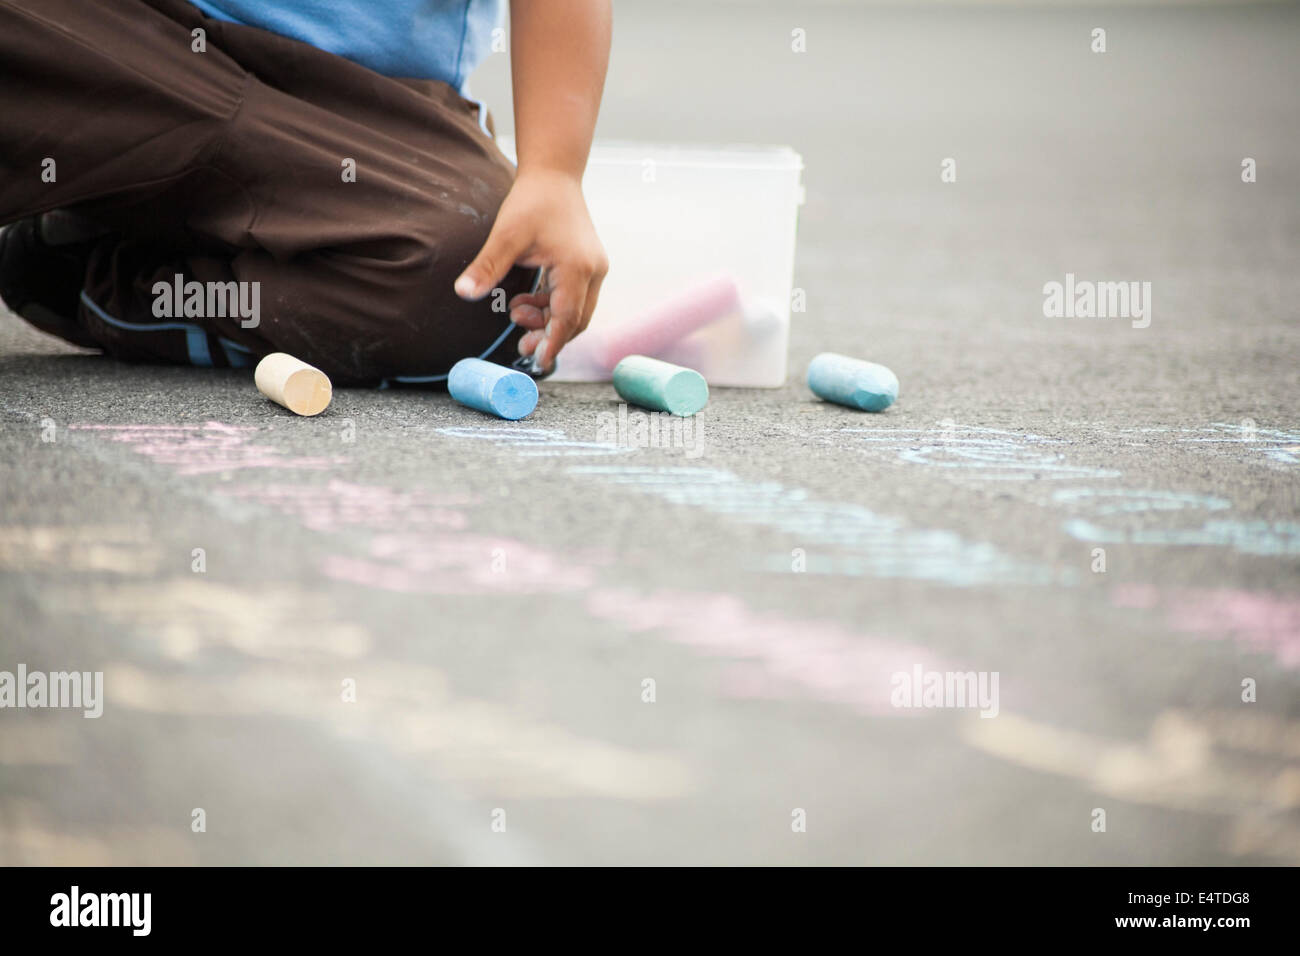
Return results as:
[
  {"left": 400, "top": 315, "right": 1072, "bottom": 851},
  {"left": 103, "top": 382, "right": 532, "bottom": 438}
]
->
[
  {"left": 455, "top": 2, "right": 611, "bottom": 367},
  {"left": 509, "top": 0, "right": 611, "bottom": 181}
]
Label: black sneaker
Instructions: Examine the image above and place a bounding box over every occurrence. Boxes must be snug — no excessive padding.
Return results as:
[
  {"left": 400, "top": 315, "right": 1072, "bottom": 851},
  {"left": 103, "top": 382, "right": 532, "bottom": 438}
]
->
[{"left": 0, "top": 215, "right": 102, "bottom": 349}]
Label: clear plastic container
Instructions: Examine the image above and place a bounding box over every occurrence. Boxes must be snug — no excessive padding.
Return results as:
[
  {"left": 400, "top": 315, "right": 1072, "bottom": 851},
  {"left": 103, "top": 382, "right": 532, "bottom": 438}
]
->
[{"left": 498, "top": 140, "right": 804, "bottom": 387}]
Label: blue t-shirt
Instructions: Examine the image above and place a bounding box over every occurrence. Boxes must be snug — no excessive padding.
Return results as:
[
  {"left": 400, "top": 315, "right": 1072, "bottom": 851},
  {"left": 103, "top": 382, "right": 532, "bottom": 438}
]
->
[{"left": 188, "top": 0, "right": 502, "bottom": 89}]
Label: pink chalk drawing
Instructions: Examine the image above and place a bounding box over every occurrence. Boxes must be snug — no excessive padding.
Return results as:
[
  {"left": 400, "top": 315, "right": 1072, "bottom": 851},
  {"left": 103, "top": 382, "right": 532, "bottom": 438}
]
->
[
  {"left": 586, "top": 587, "right": 955, "bottom": 714},
  {"left": 70, "top": 420, "right": 966, "bottom": 716},
  {"left": 238, "top": 475, "right": 954, "bottom": 713},
  {"left": 214, "top": 476, "right": 582, "bottom": 593},
  {"left": 219, "top": 479, "right": 584, "bottom": 593},
  {"left": 322, "top": 533, "right": 594, "bottom": 595},
  {"left": 1112, "top": 586, "right": 1300, "bottom": 668},
  {"left": 222, "top": 481, "right": 473, "bottom": 534},
  {"left": 71, "top": 422, "right": 344, "bottom": 475}
]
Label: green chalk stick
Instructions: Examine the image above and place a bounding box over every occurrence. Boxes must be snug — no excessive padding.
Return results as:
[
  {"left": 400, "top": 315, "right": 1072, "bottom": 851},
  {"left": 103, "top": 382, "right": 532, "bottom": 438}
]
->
[{"left": 612, "top": 355, "right": 709, "bottom": 416}]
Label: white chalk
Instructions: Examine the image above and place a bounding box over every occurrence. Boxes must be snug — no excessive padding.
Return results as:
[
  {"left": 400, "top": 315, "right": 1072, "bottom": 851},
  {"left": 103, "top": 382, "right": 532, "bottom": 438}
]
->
[
  {"left": 593, "top": 275, "right": 741, "bottom": 371},
  {"left": 254, "top": 353, "right": 332, "bottom": 416}
]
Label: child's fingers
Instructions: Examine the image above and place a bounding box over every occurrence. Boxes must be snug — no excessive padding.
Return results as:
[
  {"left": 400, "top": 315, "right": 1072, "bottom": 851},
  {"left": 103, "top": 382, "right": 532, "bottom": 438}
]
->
[
  {"left": 508, "top": 291, "right": 549, "bottom": 311},
  {"left": 579, "top": 271, "right": 605, "bottom": 337},
  {"left": 455, "top": 222, "right": 530, "bottom": 301},
  {"left": 517, "top": 328, "right": 544, "bottom": 356},
  {"left": 534, "top": 271, "right": 588, "bottom": 371},
  {"left": 510, "top": 303, "right": 546, "bottom": 329}
]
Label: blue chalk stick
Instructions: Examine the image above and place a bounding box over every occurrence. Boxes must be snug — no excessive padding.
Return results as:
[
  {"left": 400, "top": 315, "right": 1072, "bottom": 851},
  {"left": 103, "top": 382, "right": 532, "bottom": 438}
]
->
[
  {"left": 806, "top": 352, "right": 898, "bottom": 412},
  {"left": 448, "top": 357, "right": 538, "bottom": 420}
]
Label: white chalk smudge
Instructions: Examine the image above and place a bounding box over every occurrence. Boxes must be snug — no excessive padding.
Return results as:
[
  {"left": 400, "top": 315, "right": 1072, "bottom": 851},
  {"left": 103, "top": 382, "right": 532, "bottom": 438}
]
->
[
  {"left": 436, "top": 425, "right": 630, "bottom": 457},
  {"left": 839, "top": 424, "right": 1121, "bottom": 481}
]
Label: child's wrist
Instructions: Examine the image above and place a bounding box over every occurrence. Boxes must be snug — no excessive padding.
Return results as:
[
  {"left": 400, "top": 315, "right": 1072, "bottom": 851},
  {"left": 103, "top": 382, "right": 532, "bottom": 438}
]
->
[{"left": 514, "top": 160, "right": 585, "bottom": 188}]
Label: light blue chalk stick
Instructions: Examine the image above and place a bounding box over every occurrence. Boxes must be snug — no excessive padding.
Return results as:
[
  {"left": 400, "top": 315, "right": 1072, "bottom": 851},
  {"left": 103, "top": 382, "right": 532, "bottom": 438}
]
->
[
  {"left": 448, "top": 357, "right": 538, "bottom": 420},
  {"left": 612, "top": 355, "right": 709, "bottom": 416},
  {"left": 806, "top": 352, "right": 898, "bottom": 412}
]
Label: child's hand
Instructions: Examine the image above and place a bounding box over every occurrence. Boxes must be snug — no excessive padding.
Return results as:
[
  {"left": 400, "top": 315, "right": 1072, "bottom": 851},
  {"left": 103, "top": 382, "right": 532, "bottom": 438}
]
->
[
  {"left": 459, "top": 0, "right": 611, "bottom": 372},
  {"left": 455, "top": 168, "right": 607, "bottom": 371}
]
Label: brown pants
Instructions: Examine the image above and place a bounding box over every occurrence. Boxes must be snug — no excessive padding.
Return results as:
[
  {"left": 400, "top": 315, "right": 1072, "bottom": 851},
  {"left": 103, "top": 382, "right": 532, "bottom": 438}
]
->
[{"left": 0, "top": 0, "right": 536, "bottom": 385}]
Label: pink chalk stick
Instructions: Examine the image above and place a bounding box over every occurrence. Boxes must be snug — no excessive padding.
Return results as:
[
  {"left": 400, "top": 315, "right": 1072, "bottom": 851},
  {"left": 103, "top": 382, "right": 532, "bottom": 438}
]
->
[{"left": 594, "top": 275, "right": 742, "bottom": 371}]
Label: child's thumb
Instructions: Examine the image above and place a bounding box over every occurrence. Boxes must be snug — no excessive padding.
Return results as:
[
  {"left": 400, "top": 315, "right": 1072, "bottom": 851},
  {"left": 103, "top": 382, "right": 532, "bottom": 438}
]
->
[{"left": 455, "top": 225, "right": 528, "bottom": 301}]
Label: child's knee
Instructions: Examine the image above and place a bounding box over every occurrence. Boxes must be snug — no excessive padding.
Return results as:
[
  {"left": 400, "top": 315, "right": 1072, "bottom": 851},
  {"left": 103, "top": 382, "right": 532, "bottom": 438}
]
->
[{"left": 245, "top": 225, "right": 535, "bottom": 384}]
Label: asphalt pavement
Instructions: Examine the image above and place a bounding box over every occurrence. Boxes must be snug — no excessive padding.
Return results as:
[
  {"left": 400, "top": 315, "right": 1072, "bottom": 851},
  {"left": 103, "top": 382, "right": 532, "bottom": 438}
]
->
[{"left": 1, "top": 1, "right": 1297, "bottom": 864}]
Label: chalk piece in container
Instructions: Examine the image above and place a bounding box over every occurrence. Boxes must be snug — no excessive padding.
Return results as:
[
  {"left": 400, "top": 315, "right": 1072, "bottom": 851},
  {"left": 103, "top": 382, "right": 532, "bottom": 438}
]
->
[
  {"left": 448, "top": 357, "right": 538, "bottom": 420},
  {"left": 594, "top": 275, "right": 741, "bottom": 371},
  {"left": 612, "top": 355, "right": 709, "bottom": 416},
  {"left": 806, "top": 352, "right": 898, "bottom": 412},
  {"left": 254, "top": 352, "right": 332, "bottom": 416}
]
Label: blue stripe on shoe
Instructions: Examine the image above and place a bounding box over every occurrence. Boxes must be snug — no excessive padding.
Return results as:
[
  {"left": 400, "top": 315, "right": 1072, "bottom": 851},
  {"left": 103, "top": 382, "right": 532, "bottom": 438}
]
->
[
  {"left": 82, "top": 281, "right": 529, "bottom": 382},
  {"left": 219, "top": 338, "right": 256, "bottom": 368},
  {"left": 79, "top": 290, "right": 216, "bottom": 368},
  {"left": 186, "top": 329, "right": 213, "bottom": 367}
]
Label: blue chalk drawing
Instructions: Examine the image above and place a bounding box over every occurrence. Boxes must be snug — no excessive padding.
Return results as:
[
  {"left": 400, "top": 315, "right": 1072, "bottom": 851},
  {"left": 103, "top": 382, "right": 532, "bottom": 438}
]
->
[
  {"left": 840, "top": 424, "right": 1121, "bottom": 481},
  {"left": 438, "top": 425, "right": 1065, "bottom": 585},
  {"left": 1051, "top": 487, "right": 1232, "bottom": 516},
  {"left": 1117, "top": 422, "right": 1300, "bottom": 465},
  {"left": 1178, "top": 422, "right": 1300, "bottom": 466},
  {"left": 1062, "top": 518, "right": 1300, "bottom": 556},
  {"left": 569, "top": 465, "right": 1057, "bottom": 587},
  {"left": 436, "top": 425, "right": 630, "bottom": 457},
  {"left": 1054, "top": 487, "right": 1300, "bottom": 557}
]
